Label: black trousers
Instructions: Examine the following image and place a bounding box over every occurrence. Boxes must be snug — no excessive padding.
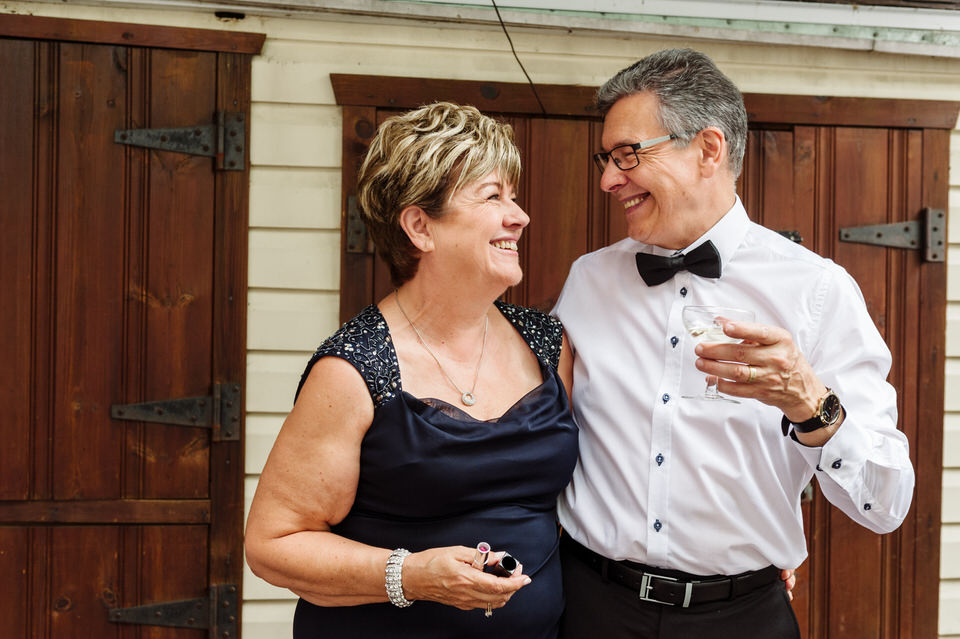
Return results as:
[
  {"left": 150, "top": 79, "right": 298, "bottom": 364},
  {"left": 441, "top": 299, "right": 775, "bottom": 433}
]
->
[{"left": 559, "top": 542, "right": 801, "bottom": 639}]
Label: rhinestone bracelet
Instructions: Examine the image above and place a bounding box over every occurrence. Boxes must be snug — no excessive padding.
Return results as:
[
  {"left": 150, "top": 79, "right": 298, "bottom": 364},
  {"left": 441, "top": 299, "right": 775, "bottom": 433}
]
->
[{"left": 385, "top": 548, "right": 414, "bottom": 608}]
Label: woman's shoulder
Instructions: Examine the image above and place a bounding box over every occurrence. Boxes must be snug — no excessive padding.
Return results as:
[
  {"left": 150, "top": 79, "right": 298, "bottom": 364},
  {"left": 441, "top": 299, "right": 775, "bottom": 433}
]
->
[
  {"left": 494, "top": 301, "right": 563, "bottom": 370},
  {"left": 294, "top": 305, "right": 400, "bottom": 405}
]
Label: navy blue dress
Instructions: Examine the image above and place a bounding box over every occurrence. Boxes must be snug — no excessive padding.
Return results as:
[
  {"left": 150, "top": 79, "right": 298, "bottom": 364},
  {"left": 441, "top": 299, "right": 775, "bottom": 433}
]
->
[{"left": 292, "top": 302, "right": 579, "bottom": 638}]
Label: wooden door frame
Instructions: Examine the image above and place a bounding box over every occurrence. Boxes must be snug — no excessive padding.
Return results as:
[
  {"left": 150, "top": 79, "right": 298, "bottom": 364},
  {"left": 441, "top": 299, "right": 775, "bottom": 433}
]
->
[
  {"left": 0, "top": 11, "right": 263, "bottom": 615},
  {"left": 332, "top": 73, "right": 956, "bottom": 639}
]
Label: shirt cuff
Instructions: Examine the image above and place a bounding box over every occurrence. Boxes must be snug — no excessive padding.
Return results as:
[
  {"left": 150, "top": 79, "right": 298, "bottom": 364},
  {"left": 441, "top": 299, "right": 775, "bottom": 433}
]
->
[{"left": 788, "top": 416, "right": 870, "bottom": 491}]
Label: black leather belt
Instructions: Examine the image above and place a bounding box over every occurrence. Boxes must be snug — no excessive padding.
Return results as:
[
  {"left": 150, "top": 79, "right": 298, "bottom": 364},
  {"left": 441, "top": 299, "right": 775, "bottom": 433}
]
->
[{"left": 561, "top": 533, "right": 780, "bottom": 608}]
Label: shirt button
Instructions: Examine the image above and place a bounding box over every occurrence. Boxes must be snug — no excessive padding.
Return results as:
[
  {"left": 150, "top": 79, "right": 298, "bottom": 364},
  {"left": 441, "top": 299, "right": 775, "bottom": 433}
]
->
[
  {"left": 680, "top": 287, "right": 688, "bottom": 297},
  {"left": 656, "top": 453, "right": 664, "bottom": 466},
  {"left": 654, "top": 519, "right": 662, "bottom": 532},
  {"left": 831, "top": 459, "right": 842, "bottom": 469},
  {"left": 670, "top": 336, "right": 679, "bottom": 348},
  {"left": 863, "top": 503, "right": 872, "bottom": 511},
  {"left": 662, "top": 393, "right": 670, "bottom": 404}
]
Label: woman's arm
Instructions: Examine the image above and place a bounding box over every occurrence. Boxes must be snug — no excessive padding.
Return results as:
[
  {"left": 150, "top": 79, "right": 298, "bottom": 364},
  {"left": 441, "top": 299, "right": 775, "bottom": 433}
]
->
[
  {"left": 244, "top": 355, "right": 387, "bottom": 605},
  {"left": 244, "top": 356, "right": 530, "bottom": 609}
]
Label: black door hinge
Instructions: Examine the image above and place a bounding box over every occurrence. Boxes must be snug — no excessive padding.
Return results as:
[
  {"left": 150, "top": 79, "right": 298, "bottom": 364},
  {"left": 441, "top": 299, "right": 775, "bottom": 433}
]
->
[
  {"left": 109, "top": 584, "right": 238, "bottom": 638},
  {"left": 115, "top": 111, "right": 245, "bottom": 171},
  {"left": 839, "top": 208, "right": 945, "bottom": 262},
  {"left": 111, "top": 382, "right": 241, "bottom": 441}
]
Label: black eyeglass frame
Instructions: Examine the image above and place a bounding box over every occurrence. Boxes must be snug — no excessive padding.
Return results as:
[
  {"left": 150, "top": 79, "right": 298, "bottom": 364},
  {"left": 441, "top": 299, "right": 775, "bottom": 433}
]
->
[{"left": 592, "top": 133, "right": 678, "bottom": 173}]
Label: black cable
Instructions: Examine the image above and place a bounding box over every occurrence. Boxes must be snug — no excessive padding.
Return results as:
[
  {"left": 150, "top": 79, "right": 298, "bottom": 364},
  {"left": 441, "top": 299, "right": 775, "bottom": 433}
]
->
[{"left": 491, "top": 0, "right": 547, "bottom": 115}]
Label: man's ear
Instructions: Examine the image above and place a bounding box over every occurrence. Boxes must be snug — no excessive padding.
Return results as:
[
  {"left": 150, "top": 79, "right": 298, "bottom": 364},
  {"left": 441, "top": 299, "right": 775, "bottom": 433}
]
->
[
  {"left": 697, "top": 127, "right": 727, "bottom": 179},
  {"left": 398, "top": 205, "right": 434, "bottom": 253}
]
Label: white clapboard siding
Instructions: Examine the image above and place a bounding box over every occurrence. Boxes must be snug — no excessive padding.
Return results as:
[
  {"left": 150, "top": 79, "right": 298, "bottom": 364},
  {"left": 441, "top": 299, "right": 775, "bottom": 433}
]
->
[
  {"left": 946, "top": 471, "right": 960, "bottom": 523},
  {"left": 243, "top": 476, "right": 300, "bottom": 602},
  {"left": 245, "top": 413, "right": 285, "bottom": 475},
  {"left": 251, "top": 103, "right": 341, "bottom": 167},
  {"left": 949, "top": 304, "right": 960, "bottom": 359},
  {"left": 250, "top": 166, "right": 341, "bottom": 229},
  {"left": 247, "top": 352, "right": 311, "bottom": 414},
  {"left": 244, "top": 562, "right": 297, "bottom": 600},
  {"left": 949, "top": 359, "right": 960, "bottom": 414},
  {"left": 945, "top": 526, "right": 960, "bottom": 579},
  {"left": 242, "top": 601, "right": 297, "bottom": 636},
  {"left": 248, "top": 289, "right": 340, "bottom": 351},
  {"left": 947, "top": 414, "right": 960, "bottom": 468},
  {"left": 944, "top": 580, "right": 960, "bottom": 636},
  {"left": 248, "top": 228, "right": 340, "bottom": 290}
]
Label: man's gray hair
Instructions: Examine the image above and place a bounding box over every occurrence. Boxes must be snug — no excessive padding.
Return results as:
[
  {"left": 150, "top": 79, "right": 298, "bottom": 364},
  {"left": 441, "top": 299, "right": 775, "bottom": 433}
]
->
[{"left": 596, "top": 49, "right": 747, "bottom": 179}]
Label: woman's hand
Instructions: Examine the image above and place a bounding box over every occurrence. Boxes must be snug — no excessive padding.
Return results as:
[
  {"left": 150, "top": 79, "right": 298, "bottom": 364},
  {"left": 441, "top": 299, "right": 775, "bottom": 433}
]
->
[
  {"left": 402, "top": 546, "right": 531, "bottom": 612},
  {"left": 781, "top": 568, "right": 796, "bottom": 601}
]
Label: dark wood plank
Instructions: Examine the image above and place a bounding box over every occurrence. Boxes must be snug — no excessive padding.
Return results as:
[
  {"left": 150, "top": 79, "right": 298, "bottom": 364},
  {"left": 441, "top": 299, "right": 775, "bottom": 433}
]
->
[
  {"left": 48, "top": 526, "right": 122, "bottom": 638},
  {"left": 209, "top": 49, "right": 252, "bottom": 600},
  {"left": 53, "top": 42, "right": 129, "bottom": 500},
  {"left": 913, "top": 127, "right": 948, "bottom": 639},
  {"left": 746, "top": 94, "right": 959, "bottom": 129},
  {"left": 882, "top": 128, "right": 919, "bottom": 639},
  {"left": 0, "top": 38, "right": 35, "bottom": 501},
  {"left": 120, "top": 45, "right": 149, "bottom": 501},
  {"left": 31, "top": 41, "right": 57, "bottom": 503},
  {"left": 338, "top": 106, "right": 378, "bottom": 323},
  {"left": 0, "top": 14, "right": 264, "bottom": 54},
  {"left": 587, "top": 120, "right": 619, "bottom": 250},
  {"left": 139, "top": 526, "right": 208, "bottom": 638},
  {"left": 332, "top": 73, "right": 598, "bottom": 117},
  {"left": 523, "top": 118, "right": 590, "bottom": 311},
  {"left": 0, "top": 528, "right": 30, "bottom": 637},
  {"left": 826, "top": 126, "right": 897, "bottom": 638},
  {"left": 27, "top": 528, "right": 52, "bottom": 639},
  {"left": 141, "top": 47, "right": 216, "bottom": 499},
  {"left": 0, "top": 500, "right": 211, "bottom": 524},
  {"left": 331, "top": 74, "right": 960, "bottom": 129}
]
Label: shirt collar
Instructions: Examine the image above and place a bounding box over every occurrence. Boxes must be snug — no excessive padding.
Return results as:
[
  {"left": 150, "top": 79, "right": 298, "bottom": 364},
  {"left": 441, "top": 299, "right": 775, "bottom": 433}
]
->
[{"left": 635, "top": 196, "right": 749, "bottom": 266}]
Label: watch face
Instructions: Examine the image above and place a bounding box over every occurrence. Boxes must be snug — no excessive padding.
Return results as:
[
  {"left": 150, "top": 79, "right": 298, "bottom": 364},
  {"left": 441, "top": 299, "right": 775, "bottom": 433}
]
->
[{"left": 822, "top": 393, "right": 842, "bottom": 424}]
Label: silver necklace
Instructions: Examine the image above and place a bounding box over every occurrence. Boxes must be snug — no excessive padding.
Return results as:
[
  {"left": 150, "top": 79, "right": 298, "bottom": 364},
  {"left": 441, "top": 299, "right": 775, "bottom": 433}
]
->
[{"left": 394, "top": 290, "right": 488, "bottom": 406}]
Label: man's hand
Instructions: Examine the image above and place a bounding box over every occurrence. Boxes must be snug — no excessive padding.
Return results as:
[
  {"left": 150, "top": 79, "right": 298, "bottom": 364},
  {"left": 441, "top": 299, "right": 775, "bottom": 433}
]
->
[{"left": 694, "top": 319, "right": 839, "bottom": 446}]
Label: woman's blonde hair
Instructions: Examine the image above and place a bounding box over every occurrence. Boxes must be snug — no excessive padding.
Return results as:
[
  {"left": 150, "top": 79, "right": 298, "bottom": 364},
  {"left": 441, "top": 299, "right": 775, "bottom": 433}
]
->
[{"left": 357, "top": 101, "right": 521, "bottom": 286}]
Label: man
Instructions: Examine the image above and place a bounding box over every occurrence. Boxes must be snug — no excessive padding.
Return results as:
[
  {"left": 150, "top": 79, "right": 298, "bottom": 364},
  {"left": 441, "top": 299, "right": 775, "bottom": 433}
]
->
[{"left": 553, "top": 48, "right": 914, "bottom": 638}]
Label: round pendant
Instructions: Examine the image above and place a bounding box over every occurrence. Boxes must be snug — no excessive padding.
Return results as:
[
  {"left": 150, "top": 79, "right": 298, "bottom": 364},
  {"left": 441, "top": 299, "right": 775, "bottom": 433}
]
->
[{"left": 461, "top": 392, "right": 476, "bottom": 406}]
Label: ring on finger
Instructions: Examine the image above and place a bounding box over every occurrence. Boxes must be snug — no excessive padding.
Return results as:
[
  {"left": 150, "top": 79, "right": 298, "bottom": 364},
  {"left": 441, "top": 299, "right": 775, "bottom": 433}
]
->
[
  {"left": 485, "top": 603, "right": 493, "bottom": 617},
  {"left": 747, "top": 365, "right": 757, "bottom": 383}
]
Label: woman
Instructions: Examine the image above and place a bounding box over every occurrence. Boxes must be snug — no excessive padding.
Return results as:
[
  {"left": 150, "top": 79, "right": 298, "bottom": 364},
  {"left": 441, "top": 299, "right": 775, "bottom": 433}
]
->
[{"left": 244, "top": 102, "right": 579, "bottom": 638}]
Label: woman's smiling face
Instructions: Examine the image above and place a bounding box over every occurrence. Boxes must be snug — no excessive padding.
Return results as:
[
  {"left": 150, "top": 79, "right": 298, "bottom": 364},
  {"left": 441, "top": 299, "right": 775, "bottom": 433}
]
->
[{"left": 428, "top": 171, "right": 530, "bottom": 289}]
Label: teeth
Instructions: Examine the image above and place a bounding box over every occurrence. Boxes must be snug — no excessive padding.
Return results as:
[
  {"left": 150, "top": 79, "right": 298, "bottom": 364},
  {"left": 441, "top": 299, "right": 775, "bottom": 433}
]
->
[
  {"left": 492, "top": 240, "right": 518, "bottom": 251},
  {"left": 623, "top": 194, "right": 648, "bottom": 209}
]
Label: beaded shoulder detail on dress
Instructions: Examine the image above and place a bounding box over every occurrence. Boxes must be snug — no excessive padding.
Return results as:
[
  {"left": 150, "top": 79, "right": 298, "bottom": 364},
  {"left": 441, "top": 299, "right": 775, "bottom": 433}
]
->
[
  {"left": 295, "top": 305, "right": 400, "bottom": 408},
  {"left": 495, "top": 301, "right": 563, "bottom": 370}
]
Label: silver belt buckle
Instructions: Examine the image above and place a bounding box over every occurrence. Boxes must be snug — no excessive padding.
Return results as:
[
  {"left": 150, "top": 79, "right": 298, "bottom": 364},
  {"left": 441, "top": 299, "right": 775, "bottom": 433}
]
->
[{"left": 638, "top": 572, "right": 695, "bottom": 608}]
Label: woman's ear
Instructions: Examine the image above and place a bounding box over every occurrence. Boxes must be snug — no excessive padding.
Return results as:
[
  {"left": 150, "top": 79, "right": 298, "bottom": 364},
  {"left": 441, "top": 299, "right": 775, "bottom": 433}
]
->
[
  {"left": 697, "top": 127, "right": 727, "bottom": 179},
  {"left": 398, "top": 205, "right": 434, "bottom": 253}
]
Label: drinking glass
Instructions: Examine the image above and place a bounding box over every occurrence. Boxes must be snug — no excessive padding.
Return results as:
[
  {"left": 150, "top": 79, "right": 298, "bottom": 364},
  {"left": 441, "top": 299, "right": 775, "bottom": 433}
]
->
[{"left": 681, "top": 305, "right": 755, "bottom": 403}]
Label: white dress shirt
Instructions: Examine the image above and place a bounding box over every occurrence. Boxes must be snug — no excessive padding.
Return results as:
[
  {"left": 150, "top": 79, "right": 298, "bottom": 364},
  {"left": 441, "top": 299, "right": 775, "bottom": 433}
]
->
[{"left": 554, "top": 197, "right": 915, "bottom": 575}]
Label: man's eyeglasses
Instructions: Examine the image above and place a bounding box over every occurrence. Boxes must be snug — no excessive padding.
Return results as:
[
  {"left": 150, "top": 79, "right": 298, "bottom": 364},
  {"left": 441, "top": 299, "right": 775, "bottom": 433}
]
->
[{"left": 593, "top": 134, "right": 678, "bottom": 173}]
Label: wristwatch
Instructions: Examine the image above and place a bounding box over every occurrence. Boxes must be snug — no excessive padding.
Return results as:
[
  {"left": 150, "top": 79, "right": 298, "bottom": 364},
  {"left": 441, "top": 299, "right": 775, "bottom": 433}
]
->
[{"left": 781, "top": 388, "right": 843, "bottom": 434}]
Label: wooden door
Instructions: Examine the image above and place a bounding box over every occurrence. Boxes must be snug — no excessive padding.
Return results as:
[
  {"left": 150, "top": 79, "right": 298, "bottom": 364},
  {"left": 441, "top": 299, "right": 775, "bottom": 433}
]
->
[
  {"left": 0, "top": 16, "right": 262, "bottom": 638},
  {"left": 332, "top": 75, "right": 955, "bottom": 639}
]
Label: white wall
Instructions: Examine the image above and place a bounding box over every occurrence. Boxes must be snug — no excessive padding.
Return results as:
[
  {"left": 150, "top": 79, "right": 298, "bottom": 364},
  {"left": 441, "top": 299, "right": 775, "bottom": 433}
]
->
[{"left": 2, "top": 1, "right": 958, "bottom": 636}]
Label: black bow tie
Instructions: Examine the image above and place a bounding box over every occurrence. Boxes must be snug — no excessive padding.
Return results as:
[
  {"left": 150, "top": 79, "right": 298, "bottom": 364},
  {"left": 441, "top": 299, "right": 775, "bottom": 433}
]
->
[{"left": 635, "top": 240, "right": 722, "bottom": 286}]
